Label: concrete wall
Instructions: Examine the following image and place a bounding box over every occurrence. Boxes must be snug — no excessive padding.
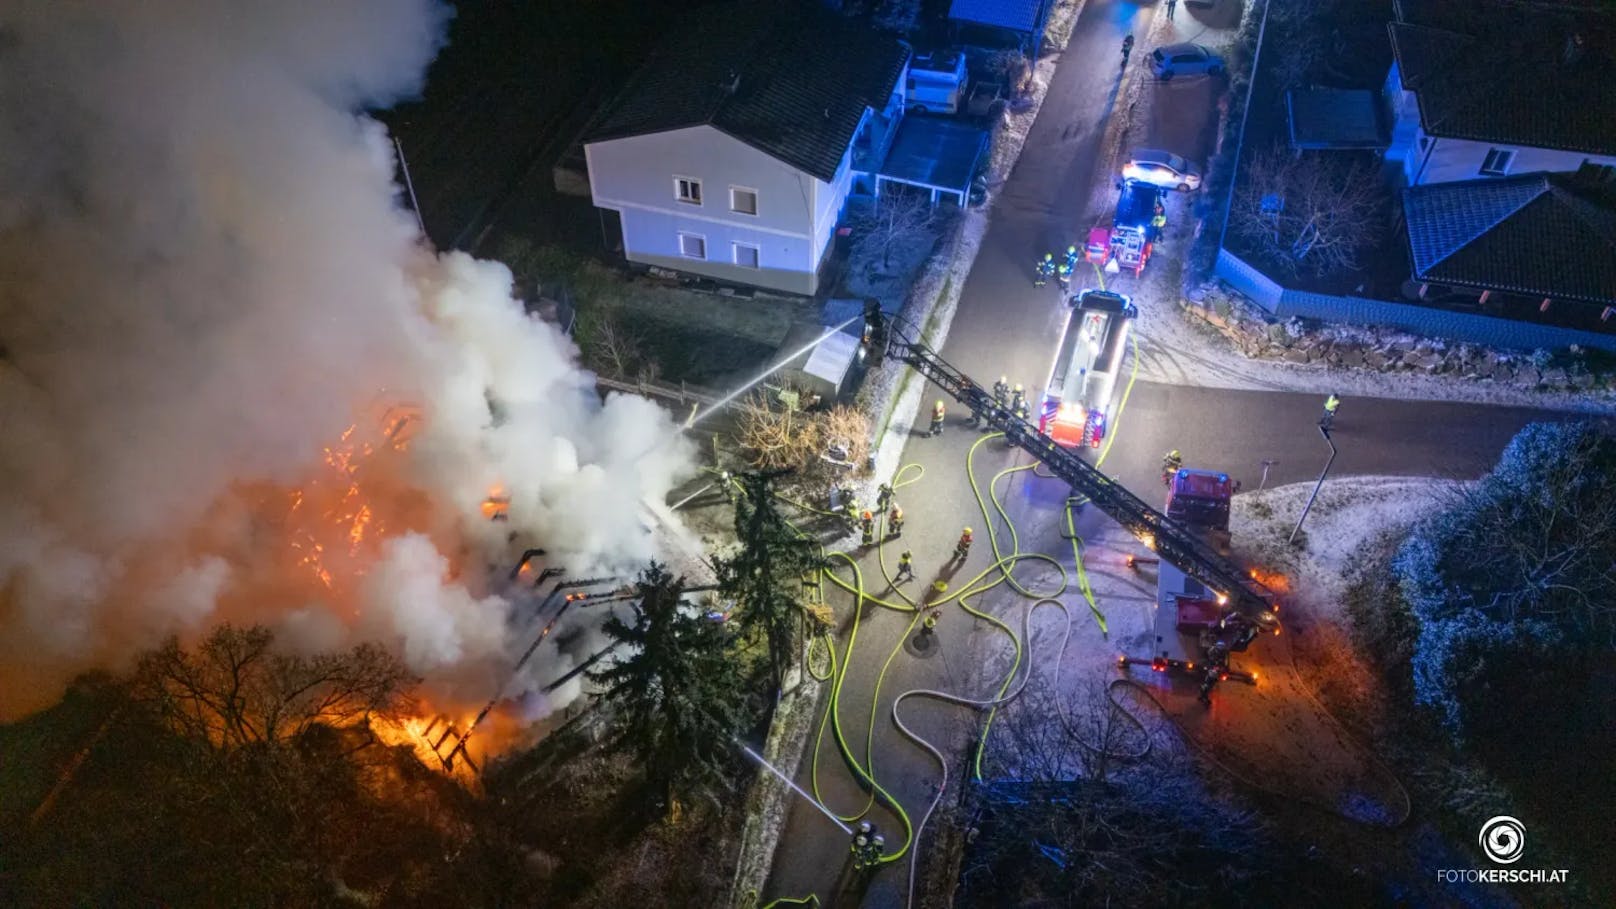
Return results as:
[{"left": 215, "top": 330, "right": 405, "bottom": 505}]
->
[
  {"left": 1215, "top": 248, "right": 1616, "bottom": 352},
  {"left": 587, "top": 125, "right": 834, "bottom": 294}
]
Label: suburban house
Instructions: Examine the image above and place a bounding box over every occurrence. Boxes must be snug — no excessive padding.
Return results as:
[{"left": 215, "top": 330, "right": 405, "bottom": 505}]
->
[
  {"left": 1379, "top": 0, "right": 1616, "bottom": 334},
  {"left": 1403, "top": 173, "right": 1616, "bottom": 333},
  {"left": 583, "top": 1, "right": 911, "bottom": 296},
  {"left": 1382, "top": 1, "right": 1616, "bottom": 188}
]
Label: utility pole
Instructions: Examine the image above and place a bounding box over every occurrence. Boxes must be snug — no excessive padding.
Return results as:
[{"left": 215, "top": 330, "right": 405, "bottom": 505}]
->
[
  {"left": 1289, "top": 426, "right": 1335, "bottom": 545},
  {"left": 1259, "top": 459, "right": 1277, "bottom": 489}
]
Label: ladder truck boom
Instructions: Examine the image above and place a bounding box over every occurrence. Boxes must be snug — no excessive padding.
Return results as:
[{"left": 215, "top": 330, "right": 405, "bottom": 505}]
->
[{"left": 875, "top": 318, "right": 1278, "bottom": 625}]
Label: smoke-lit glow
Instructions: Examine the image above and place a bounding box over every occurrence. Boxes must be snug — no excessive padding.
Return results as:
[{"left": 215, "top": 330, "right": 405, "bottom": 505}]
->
[{"left": 0, "top": 0, "right": 695, "bottom": 733}]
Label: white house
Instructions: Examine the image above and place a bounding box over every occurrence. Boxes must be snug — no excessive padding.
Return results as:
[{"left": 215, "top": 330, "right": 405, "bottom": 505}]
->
[
  {"left": 583, "top": 1, "right": 910, "bottom": 296},
  {"left": 1382, "top": 4, "right": 1616, "bottom": 188}
]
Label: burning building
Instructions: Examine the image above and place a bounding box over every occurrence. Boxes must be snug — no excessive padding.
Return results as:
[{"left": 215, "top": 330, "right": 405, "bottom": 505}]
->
[{"left": 0, "top": 0, "right": 695, "bottom": 747}]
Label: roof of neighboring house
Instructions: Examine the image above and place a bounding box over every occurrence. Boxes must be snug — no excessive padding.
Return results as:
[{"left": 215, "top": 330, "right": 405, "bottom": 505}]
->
[
  {"left": 585, "top": 1, "right": 909, "bottom": 182},
  {"left": 948, "top": 0, "right": 1046, "bottom": 33},
  {"left": 1403, "top": 172, "right": 1616, "bottom": 305},
  {"left": 1286, "top": 88, "right": 1388, "bottom": 150},
  {"left": 1387, "top": 3, "right": 1616, "bottom": 156}
]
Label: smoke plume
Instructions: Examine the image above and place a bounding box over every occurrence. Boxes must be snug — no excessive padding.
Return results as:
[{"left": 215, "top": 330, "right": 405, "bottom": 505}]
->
[{"left": 0, "top": 0, "right": 693, "bottom": 721}]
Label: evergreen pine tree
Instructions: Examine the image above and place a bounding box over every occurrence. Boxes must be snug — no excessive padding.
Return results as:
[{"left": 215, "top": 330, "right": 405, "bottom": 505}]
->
[{"left": 589, "top": 562, "right": 746, "bottom": 810}]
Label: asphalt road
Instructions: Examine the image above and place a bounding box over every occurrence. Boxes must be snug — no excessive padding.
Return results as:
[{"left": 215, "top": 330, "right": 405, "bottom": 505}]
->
[{"left": 759, "top": 2, "right": 1584, "bottom": 905}]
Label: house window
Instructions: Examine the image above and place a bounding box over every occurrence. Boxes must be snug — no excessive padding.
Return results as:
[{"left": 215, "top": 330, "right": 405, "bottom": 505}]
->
[
  {"left": 733, "top": 243, "right": 760, "bottom": 269},
  {"left": 674, "top": 176, "right": 702, "bottom": 205},
  {"left": 1479, "top": 148, "right": 1515, "bottom": 176},
  {"left": 678, "top": 232, "right": 706, "bottom": 259},
  {"left": 730, "top": 187, "right": 758, "bottom": 216}
]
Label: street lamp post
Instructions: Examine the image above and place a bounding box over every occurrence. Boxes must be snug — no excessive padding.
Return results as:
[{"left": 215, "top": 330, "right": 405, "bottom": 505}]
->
[
  {"left": 1259, "top": 458, "right": 1277, "bottom": 490},
  {"left": 1288, "top": 426, "right": 1335, "bottom": 545}
]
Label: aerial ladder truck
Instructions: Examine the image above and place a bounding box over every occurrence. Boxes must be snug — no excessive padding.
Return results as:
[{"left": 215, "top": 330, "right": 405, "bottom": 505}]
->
[{"left": 862, "top": 303, "right": 1279, "bottom": 698}]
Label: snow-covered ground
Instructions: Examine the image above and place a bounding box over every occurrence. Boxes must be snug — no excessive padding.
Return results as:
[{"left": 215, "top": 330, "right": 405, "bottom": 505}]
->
[{"left": 1229, "top": 476, "right": 1447, "bottom": 624}]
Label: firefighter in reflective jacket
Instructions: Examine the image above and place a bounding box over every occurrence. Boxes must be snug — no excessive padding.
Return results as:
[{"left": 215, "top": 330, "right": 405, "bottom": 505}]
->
[
  {"left": 1064, "top": 244, "right": 1081, "bottom": 272},
  {"left": 1321, "top": 393, "right": 1341, "bottom": 429},
  {"left": 1055, "top": 259, "right": 1073, "bottom": 290},
  {"left": 887, "top": 504, "right": 904, "bottom": 537},
  {"left": 993, "top": 376, "right": 1010, "bottom": 407},
  {"left": 929, "top": 400, "right": 946, "bottom": 436},
  {"left": 1150, "top": 208, "right": 1167, "bottom": 236},
  {"left": 1034, "top": 252, "right": 1056, "bottom": 286},
  {"left": 954, "top": 527, "right": 974, "bottom": 561},
  {"left": 860, "top": 510, "right": 875, "bottom": 546}
]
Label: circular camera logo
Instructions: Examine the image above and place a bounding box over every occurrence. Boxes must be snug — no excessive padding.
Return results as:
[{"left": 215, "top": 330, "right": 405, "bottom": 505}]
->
[{"left": 1479, "top": 816, "right": 1526, "bottom": 864}]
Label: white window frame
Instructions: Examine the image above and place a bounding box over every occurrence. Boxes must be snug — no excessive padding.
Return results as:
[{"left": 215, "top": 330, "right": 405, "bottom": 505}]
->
[
  {"left": 729, "top": 185, "right": 759, "bottom": 216},
  {"left": 678, "top": 231, "right": 707, "bottom": 260},
  {"left": 733, "top": 242, "right": 761, "bottom": 269},
  {"left": 674, "top": 175, "right": 703, "bottom": 206},
  {"left": 1479, "top": 148, "right": 1515, "bottom": 176}
]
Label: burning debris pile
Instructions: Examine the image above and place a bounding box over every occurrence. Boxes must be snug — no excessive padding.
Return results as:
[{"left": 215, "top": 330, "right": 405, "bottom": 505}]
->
[{"left": 0, "top": 0, "right": 693, "bottom": 733}]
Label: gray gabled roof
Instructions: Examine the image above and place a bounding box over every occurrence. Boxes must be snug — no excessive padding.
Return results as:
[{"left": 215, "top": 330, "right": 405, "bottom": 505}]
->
[
  {"left": 585, "top": 0, "right": 909, "bottom": 182},
  {"left": 948, "top": 0, "right": 1046, "bottom": 33},
  {"left": 1387, "top": 3, "right": 1616, "bottom": 156},
  {"left": 1404, "top": 173, "right": 1616, "bottom": 305}
]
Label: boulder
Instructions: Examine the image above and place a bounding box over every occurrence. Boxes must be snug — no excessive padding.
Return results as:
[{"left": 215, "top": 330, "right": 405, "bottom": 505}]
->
[
  {"left": 1405, "top": 350, "right": 1443, "bottom": 372},
  {"left": 1284, "top": 347, "right": 1310, "bottom": 364},
  {"left": 1540, "top": 366, "right": 1570, "bottom": 388},
  {"left": 1267, "top": 322, "right": 1292, "bottom": 346},
  {"left": 1572, "top": 372, "right": 1597, "bottom": 390},
  {"left": 1364, "top": 348, "right": 1390, "bottom": 369},
  {"left": 1514, "top": 365, "right": 1541, "bottom": 387},
  {"left": 1337, "top": 345, "right": 1365, "bottom": 368}
]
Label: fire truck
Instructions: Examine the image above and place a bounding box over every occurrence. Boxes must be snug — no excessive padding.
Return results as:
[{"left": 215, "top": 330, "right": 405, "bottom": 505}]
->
[
  {"left": 861, "top": 304, "right": 1280, "bottom": 698},
  {"left": 1037, "top": 289, "right": 1136, "bottom": 449},
  {"left": 1125, "top": 469, "right": 1275, "bottom": 690},
  {"left": 1083, "top": 180, "right": 1166, "bottom": 276}
]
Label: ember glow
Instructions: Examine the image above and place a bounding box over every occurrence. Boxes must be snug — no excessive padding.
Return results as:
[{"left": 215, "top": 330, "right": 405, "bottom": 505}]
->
[{"left": 0, "top": 0, "right": 695, "bottom": 727}]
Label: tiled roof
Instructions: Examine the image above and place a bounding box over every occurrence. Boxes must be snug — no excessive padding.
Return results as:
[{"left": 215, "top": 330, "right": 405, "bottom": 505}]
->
[
  {"left": 1404, "top": 173, "right": 1616, "bottom": 305},
  {"left": 949, "top": 0, "right": 1046, "bottom": 33},
  {"left": 586, "top": 0, "right": 909, "bottom": 181},
  {"left": 1387, "top": 7, "right": 1616, "bottom": 156}
]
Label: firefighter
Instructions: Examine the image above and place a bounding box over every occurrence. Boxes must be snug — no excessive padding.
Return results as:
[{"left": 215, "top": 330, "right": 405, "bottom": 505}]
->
[
  {"left": 876, "top": 482, "right": 894, "bottom": 512},
  {"left": 1161, "top": 449, "right": 1183, "bottom": 485},
  {"left": 922, "top": 610, "right": 938, "bottom": 634},
  {"left": 993, "top": 376, "right": 1010, "bottom": 407},
  {"left": 1065, "top": 244, "right": 1081, "bottom": 273},
  {"left": 931, "top": 579, "right": 949, "bottom": 601},
  {"left": 1034, "top": 252, "right": 1056, "bottom": 286},
  {"left": 1010, "top": 383, "right": 1026, "bottom": 414},
  {"left": 860, "top": 510, "right": 875, "bottom": 547},
  {"left": 1321, "top": 393, "right": 1341, "bottom": 429},
  {"left": 894, "top": 549, "right": 915, "bottom": 583},
  {"left": 888, "top": 504, "right": 904, "bottom": 537},
  {"left": 1120, "top": 34, "right": 1134, "bottom": 68},
  {"left": 1055, "top": 258, "right": 1073, "bottom": 290},
  {"left": 1150, "top": 207, "right": 1167, "bottom": 237},
  {"left": 1197, "top": 640, "right": 1231, "bottom": 706},
  {"left": 929, "top": 400, "right": 946, "bottom": 437},
  {"left": 954, "top": 527, "right": 973, "bottom": 561},
  {"left": 843, "top": 499, "right": 862, "bottom": 533},
  {"left": 718, "top": 470, "right": 736, "bottom": 504}
]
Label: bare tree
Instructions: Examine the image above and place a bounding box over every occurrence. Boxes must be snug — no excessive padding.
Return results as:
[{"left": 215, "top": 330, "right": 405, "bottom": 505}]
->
[
  {"left": 1228, "top": 145, "right": 1386, "bottom": 278},
  {"left": 578, "top": 306, "right": 654, "bottom": 381},
  {"left": 132, "top": 624, "right": 417, "bottom": 750},
  {"left": 963, "top": 673, "right": 1269, "bottom": 906},
  {"left": 737, "top": 389, "right": 821, "bottom": 470},
  {"left": 853, "top": 190, "right": 936, "bottom": 271}
]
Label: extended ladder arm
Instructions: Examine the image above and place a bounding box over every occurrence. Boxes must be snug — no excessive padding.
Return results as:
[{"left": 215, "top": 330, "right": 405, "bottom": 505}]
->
[{"left": 885, "top": 329, "right": 1278, "bottom": 623}]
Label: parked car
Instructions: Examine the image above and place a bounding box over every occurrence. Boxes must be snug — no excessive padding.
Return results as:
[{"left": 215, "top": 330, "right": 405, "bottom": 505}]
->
[
  {"left": 906, "top": 50, "right": 967, "bottom": 115},
  {"left": 1150, "top": 43, "right": 1225, "bottom": 80},
  {"left": 1122, "top": 149, "right": 1202, "bottom": 191}
]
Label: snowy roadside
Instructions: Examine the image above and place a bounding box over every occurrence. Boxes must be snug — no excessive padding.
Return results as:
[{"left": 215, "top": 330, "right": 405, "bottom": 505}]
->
[{"left": 1228, "top": 476, "right": 1447, "bottom": 625}]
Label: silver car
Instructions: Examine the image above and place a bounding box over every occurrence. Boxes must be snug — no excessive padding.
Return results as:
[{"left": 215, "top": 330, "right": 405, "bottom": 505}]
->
[
  {"left": 1150, "top": 43, "right": 1225, "bottom": 81},
  {"left": 1122, "top": 149, "right": 1202, "bottom": 191}
]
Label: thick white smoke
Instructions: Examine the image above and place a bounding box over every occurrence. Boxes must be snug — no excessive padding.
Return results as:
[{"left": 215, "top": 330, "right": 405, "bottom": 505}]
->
[{"left": 0, "top": 0, "right": 694, "bottom": 720}]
